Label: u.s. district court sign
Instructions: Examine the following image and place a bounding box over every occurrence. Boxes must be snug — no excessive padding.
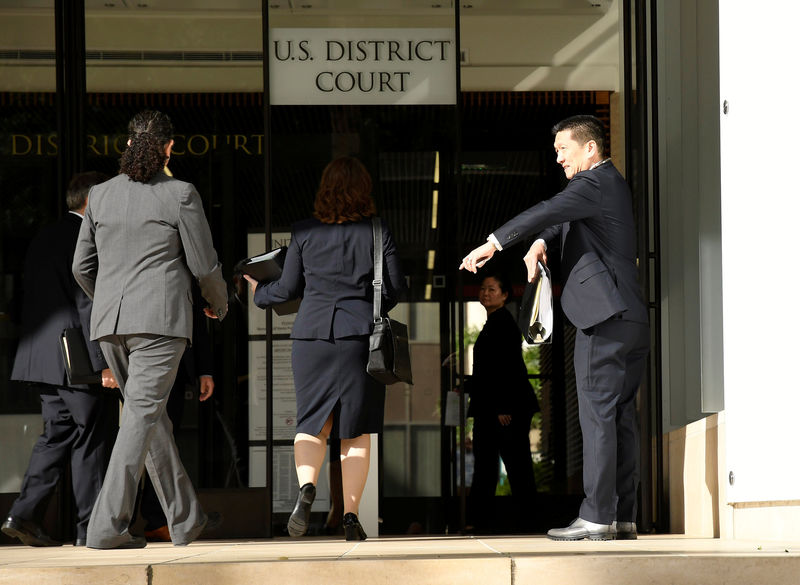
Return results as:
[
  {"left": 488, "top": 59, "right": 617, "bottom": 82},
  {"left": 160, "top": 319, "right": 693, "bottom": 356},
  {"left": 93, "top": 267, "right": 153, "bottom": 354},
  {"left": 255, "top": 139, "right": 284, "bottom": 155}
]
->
[{"left": 269, "top": 28, "right": 457, "bottom": 105}]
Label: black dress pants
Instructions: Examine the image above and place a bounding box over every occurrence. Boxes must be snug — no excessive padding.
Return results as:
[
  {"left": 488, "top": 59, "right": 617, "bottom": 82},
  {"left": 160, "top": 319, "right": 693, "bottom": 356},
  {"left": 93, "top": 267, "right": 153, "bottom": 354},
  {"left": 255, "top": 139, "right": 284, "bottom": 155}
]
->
[
  {"left": 10, "top": 383, "right": 118, "bottom": 539},
  {"left": 470, "top": 414, "right": 537, "bottom": 532},
  {"left": 574, "top": 318, "right": 649, "bottom": 525}
]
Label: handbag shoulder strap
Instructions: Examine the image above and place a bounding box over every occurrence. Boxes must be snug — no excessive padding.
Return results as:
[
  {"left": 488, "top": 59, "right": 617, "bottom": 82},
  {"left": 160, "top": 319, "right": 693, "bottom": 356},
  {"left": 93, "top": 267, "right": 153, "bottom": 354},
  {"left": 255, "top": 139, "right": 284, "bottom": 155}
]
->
[{"left": 371, "top": 216, "right": 383, "bottom": 322}]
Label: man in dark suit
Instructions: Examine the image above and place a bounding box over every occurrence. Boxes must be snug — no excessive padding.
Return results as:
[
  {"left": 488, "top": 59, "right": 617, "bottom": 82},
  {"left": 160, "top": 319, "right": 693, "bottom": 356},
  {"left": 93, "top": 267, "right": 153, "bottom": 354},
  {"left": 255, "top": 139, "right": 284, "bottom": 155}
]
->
[
  {"left": 2, "top": 172, "right": 120, "bottom": 547},
  {"left": 460, "top": 115, "right": 650, "bottom": 541}
]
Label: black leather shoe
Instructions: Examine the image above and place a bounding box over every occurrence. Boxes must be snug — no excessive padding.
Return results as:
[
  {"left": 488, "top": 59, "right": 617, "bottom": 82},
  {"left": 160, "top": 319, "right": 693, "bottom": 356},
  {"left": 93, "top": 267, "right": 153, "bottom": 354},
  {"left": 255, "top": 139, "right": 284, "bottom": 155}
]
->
[
  {"left": 117, "top": 535, "right": 147, "bottom": 549},
  {"left": 547, "top": 517, "right": 614, "bottom": 541},
  {"left": 287, "top": 483, "right": 316, "bottom": 537},
  {"left": 343, "top": 513, "right": 367, "bottom": 541},
  {"left": 1, "top": 515, "right": 62, "bottom": 547},
  {"left": 87, "top": 535, "right": 147, "bottom": 550},
  {"left": 613, "top": 521, "right": 638, "bottom": 540}
]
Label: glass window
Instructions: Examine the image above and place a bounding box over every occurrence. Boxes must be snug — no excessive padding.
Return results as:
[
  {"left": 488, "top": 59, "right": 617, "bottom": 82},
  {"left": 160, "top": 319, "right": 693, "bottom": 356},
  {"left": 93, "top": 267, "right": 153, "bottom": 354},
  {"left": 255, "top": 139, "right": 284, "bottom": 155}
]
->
[
  {"left": 454, "top": 0, "right": 623, "bottom": 533},
  {"left": 0, "top": 1, "right": 58, "bottom": 496},
  {"left": 267, "top": 2, "right": 456, "bottom": 535},
  {"left": 82, "top": 3, "right": 266, "bottom": 534},
  {"left": 0, "top": 0, "right": 642, "bottom": 539}
]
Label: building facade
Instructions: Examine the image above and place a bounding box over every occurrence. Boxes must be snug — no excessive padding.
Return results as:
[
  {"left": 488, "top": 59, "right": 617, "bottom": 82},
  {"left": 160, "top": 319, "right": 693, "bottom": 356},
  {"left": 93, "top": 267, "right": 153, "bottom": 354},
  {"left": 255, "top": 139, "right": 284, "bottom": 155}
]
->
[{"left": 0, "top": 0, "right": 792, "bottom": 542}]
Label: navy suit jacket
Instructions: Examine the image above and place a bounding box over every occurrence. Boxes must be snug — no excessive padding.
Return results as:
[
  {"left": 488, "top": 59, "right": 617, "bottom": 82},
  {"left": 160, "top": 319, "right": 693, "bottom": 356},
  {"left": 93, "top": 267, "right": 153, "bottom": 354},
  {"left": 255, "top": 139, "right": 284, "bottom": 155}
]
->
[
  {"left": 493, "top": 162, "right": 648, "bottom": 329},
  {"left": 11, "top": 213, "right": 107, "bottom": 388},
  {"left": 254, "top": 217, "right": 405, "bottom": 339}
]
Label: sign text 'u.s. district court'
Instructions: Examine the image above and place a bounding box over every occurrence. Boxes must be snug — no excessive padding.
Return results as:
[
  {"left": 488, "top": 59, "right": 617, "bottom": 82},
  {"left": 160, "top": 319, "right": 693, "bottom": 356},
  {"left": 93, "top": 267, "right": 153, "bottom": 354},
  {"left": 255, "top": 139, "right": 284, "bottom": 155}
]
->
[{"left": 269, "top": 28, "right": 456, "bottom": 105}]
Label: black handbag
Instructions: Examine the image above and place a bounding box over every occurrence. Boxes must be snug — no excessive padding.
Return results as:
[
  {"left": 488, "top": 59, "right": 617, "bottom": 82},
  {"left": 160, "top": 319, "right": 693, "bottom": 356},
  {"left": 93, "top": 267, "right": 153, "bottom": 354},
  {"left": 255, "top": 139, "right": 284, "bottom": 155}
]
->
[{"left": 366, "top": 217, "right": 413, "bottom": 385}]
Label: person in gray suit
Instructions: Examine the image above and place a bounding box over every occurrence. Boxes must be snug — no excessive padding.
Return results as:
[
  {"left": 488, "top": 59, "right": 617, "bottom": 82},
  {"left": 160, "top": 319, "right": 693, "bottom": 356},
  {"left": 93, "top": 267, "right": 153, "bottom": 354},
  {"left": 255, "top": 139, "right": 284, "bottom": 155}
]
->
[
  {"left": 461, "top": 115, "right": 649, "bottom": 541},
  {"left": 244, "top": 156, "right": 405, "bottom": 541},
  {"left": 72, "top": 110, "right": 228, "bottom": 549},
  {"left": 2, "top": 172, "right": 119, "bottom": 547}
]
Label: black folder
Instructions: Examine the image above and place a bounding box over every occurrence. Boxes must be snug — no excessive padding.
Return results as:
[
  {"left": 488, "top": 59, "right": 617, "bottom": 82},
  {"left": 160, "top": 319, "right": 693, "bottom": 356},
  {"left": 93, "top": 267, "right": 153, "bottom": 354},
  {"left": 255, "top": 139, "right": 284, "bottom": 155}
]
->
[
  {"left": 233, "top": 246, "right": 301, "bottom": 315},
  {"left": 59, "top": 327, "right": 101, "bottom": 385},
  {"left": 235, "top": 247, "right": 287, "bottom": 282}
]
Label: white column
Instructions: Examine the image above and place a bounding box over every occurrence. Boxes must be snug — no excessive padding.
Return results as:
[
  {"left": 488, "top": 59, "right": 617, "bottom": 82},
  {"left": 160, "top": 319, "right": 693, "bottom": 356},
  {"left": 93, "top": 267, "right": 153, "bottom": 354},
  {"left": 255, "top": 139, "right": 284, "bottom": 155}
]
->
[
  {"left": 358, "top": 434, "right": 380, "bottom": 537},
  {"left": 719, "top": 0, "right": 800, "bottom": 504}
]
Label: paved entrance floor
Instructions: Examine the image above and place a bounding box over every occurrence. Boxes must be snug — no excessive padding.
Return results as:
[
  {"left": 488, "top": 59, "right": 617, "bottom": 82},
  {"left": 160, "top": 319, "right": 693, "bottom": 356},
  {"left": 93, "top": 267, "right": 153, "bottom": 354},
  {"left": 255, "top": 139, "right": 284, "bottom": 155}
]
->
[{"left": 1, "top": 534, "right": 799, "bottom": 585}]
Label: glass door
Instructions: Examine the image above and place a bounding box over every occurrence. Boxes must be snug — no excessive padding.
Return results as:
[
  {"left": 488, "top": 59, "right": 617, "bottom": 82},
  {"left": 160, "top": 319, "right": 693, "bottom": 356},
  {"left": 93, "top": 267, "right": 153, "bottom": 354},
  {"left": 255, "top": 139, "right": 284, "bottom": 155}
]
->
[{"left": 265, "top": 1, "right": 457, "bottom": 535}]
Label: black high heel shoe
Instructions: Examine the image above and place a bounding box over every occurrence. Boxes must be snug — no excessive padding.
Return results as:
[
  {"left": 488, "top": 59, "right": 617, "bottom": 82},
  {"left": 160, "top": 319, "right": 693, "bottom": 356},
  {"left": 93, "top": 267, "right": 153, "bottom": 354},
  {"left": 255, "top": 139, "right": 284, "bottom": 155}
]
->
[
  {"left": 287, "top": 483, "right": 316, "bottom": 537},
  {"left": 343, "top": 512, "right": 367, "bottom": 541}
]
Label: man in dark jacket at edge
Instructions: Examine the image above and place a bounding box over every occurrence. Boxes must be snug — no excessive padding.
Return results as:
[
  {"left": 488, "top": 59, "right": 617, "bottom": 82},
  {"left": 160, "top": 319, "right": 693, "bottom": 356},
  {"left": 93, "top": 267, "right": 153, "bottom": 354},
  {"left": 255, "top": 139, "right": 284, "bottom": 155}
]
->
[{"left": 2, "top": 172, "right": 119, "bottom": 547}]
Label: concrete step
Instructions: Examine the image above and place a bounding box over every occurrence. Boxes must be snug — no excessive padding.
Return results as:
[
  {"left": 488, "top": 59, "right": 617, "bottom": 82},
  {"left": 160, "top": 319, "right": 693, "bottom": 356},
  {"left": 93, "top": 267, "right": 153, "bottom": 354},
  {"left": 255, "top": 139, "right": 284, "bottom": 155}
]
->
[{"left": 1, "top": 535, "right": 799, "bottom": 585}]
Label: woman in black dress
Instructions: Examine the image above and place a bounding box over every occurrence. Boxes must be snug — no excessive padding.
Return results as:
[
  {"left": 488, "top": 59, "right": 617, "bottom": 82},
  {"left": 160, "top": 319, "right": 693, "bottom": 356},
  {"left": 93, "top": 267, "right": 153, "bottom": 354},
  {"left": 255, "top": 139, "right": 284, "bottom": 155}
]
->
[
  {"left": 466, "top": 273, "right": 538, "bottom": 533},
  {"left": 245, "top": 157, "right": 404, "bottom": 540}
]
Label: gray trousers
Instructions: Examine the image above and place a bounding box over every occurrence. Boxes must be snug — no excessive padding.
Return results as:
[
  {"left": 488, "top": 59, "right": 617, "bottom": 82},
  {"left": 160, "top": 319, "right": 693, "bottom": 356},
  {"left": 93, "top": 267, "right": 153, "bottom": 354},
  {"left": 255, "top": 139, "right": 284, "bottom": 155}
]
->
[
  {"left": 87, "top": 334, "right": 206, "bottom": 548},
  {"left": 574, "top": 318, "right": 649, "bottom": 525}
]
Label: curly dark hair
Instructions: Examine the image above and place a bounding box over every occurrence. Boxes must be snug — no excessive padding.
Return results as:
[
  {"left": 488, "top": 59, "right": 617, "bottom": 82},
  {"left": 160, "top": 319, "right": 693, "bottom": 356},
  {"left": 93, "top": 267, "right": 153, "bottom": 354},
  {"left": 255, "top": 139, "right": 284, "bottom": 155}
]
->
[
  {"left": 313, "top": 156, "right": 376, "bottom": 224},
  {"left": 119, "top": 110, "right": 174, "bottom": 183}
]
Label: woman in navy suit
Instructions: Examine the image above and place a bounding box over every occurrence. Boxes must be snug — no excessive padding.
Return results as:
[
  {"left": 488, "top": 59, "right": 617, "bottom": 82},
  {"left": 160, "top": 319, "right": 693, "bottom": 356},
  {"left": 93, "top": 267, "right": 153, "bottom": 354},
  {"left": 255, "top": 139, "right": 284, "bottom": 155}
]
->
[{"left": 245, "top": 157, "right": 404, "bottom": 541}]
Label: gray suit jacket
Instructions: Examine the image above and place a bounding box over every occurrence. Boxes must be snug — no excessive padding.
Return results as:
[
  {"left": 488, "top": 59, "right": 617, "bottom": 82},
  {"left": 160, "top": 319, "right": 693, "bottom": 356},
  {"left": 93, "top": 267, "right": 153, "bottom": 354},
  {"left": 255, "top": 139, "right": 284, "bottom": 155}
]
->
[
  {"left": 493, "top": 161, "right": 648, "bottom": 330},
  {"left": 72, "top": 172, "right": 228, "bottom": 341}
]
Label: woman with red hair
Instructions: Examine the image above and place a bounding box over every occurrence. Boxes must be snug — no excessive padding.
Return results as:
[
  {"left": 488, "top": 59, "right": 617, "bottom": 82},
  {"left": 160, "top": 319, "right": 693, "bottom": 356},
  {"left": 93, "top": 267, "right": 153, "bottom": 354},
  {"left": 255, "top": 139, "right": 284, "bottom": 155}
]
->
[{"left": 246, "top": 156, "right": 405, "bottom": 540}]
